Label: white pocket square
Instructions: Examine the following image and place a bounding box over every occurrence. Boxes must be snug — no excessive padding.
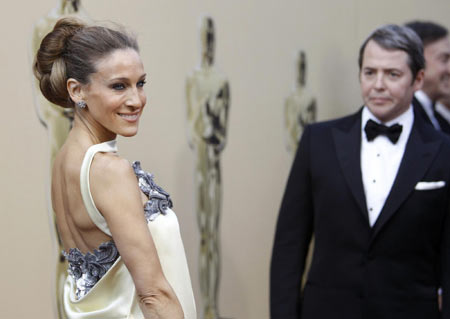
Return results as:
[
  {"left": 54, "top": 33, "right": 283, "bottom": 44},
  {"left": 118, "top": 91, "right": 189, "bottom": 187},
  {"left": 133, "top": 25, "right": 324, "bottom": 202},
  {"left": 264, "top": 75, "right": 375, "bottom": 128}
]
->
[{"left": 415, "top": 181, "right": 446, "bottom": 190}]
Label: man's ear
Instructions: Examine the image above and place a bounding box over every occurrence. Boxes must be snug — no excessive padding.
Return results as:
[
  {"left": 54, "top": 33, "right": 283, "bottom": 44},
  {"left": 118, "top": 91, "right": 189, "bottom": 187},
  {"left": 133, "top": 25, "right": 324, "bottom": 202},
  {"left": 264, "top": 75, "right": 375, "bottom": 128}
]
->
[
  {"left": 413, "top": 69, "right": 424, "bottom": 91},
  {"left": 67, "top": 78, "right": 85, "bottom": 104}
]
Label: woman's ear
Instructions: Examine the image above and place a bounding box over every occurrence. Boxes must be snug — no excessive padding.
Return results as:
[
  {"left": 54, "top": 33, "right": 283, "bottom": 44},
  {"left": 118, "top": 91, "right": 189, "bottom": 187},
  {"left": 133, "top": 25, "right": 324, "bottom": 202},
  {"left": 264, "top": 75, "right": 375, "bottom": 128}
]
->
[{"left": 67, "top": 78, "right": 84, "bottom": 104}]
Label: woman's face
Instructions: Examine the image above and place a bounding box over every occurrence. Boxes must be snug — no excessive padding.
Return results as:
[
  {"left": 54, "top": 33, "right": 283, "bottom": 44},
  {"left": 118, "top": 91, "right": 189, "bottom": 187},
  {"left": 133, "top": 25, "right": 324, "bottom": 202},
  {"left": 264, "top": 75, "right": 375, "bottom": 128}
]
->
[{"left": 82, "top": 48, "right": 147, "bottom": 140}]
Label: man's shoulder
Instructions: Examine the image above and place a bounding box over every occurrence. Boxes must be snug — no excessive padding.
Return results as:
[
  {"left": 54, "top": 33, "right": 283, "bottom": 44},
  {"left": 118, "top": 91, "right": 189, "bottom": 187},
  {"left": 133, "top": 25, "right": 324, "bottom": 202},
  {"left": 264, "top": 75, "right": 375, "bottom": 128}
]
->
[
  {"left": 413, "top": 111, "right": 450, "bottom": 152},
  {"left": 307, "top": 109, "right": 361, "bottom": 134},
  {"left": 412, "top": 94, "right": 422, "bottom": 107}
]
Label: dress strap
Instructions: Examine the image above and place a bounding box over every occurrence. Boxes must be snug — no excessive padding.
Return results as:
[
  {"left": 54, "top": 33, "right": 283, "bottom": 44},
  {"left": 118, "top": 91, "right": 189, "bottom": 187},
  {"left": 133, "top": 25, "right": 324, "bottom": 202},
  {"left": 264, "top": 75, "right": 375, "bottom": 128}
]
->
[{"left": 80, "top": 140, "right": 118, "bottom": 236}]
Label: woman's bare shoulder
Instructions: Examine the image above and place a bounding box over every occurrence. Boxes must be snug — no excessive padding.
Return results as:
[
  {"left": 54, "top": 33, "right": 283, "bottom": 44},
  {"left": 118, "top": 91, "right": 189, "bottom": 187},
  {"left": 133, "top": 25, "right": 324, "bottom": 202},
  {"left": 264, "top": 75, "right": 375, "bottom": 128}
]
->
[
  {"left": 90, "top": 152, "right": 134, "bottom": 182},
  {"left": 89, "top": 152, "right": 142, "bottom": 217}
]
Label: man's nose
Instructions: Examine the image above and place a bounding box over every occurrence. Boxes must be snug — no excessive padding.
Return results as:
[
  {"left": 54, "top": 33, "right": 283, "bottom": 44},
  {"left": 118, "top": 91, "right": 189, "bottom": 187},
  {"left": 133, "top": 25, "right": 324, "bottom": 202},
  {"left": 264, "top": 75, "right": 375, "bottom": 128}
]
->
[{"left": 374, "top": 74, "right": 385, "bottom": 90}]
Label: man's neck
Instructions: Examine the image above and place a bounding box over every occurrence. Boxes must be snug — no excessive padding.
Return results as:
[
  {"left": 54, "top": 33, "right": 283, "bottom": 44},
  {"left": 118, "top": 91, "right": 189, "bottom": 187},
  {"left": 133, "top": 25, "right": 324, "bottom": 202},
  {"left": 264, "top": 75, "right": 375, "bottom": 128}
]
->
[{"left": 363, "top": 105, "right": 413, "bottom": 127}]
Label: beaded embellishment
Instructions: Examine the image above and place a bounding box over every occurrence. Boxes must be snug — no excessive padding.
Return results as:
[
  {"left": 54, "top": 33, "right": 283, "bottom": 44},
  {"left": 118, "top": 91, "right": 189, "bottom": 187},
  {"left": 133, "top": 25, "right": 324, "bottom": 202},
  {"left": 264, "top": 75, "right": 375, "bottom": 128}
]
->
[
  {"left": 132, "top": 161, "right": 173, "bottom": 221},
  {"left": 63, "top": 241, "right": 118, "bottom": 299}
]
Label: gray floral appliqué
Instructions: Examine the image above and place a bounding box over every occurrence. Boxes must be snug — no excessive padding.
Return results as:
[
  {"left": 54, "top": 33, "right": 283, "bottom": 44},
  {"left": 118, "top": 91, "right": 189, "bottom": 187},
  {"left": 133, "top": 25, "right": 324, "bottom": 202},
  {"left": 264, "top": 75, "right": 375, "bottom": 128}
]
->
[
  {"left": 64, "top": 161, "right": 174, "bottom": 299},
  {"left": 132, "top": 161, "right": 173, "bottom": 221},
  {"left": 63, "top": 241, "right": 119, "bottom": 299}
]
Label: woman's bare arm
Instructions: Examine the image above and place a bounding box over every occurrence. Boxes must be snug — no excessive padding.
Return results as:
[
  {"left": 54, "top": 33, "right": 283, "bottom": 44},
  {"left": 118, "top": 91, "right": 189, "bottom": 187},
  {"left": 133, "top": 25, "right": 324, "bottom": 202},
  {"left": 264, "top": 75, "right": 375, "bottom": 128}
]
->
[{"left": 90, "top": 153, "right": 183, "bottom": 319}]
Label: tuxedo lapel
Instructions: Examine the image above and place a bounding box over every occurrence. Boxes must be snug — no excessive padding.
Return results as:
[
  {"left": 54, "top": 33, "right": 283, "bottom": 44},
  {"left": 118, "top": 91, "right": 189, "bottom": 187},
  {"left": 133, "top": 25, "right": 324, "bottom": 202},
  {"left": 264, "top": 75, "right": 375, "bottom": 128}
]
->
[
  {"left": 332, "top": 112, "right": 368, "bottom": 223},
  {"left": 370, "top": 119, "right": 442, "bottom": 243}
]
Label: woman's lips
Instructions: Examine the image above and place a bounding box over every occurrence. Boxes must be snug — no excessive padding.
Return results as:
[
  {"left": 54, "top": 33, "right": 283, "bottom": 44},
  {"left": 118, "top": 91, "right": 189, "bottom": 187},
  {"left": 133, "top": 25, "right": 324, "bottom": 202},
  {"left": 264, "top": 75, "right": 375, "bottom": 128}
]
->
[{"left": 118, "top": 112, "right": 140, "bottom": 122}]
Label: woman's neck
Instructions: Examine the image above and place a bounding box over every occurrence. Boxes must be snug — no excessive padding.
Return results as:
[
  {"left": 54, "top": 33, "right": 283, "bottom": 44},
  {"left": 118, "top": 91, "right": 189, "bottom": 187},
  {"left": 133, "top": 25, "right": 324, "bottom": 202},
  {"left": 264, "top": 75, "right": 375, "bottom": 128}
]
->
[{"left": 72, "top": 113, "right": 116, "bottom": 145}]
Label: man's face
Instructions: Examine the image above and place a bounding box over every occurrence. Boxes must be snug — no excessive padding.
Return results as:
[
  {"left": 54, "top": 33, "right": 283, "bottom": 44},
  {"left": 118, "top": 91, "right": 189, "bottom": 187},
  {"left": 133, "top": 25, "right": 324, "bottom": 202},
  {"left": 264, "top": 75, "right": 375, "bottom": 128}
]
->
[
  {"left": 360, "top": 40, "right": 423, "bottom": 123},
  {"left": 422, "top": 36, "right": 450, "bottom": 100}
]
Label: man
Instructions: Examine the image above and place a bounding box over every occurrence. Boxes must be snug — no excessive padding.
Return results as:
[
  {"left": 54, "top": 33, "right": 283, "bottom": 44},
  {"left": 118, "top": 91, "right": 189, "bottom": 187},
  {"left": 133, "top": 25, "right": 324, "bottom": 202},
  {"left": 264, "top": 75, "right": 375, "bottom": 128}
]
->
[
  {"left": 270, "top": 24, "right": 450, "bottom": 319},
  {"left": 406, "top": 21, "right": 450, "bottom": 133}
]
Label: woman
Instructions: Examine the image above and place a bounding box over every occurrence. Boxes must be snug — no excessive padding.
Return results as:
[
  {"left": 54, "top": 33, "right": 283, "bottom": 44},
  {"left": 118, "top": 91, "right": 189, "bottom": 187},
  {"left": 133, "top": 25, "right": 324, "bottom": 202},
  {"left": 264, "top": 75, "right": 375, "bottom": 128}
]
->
[{"left": 33, "top": 17, "right": 196, "bottom": 319}]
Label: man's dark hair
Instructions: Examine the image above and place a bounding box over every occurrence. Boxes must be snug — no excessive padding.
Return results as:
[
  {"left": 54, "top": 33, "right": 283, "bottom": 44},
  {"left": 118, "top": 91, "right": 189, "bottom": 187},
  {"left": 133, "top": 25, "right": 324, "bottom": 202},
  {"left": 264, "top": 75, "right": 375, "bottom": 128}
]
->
[
  {"left": 358, "top": 24, "right": 425, "bottom": 80},
  {"left": 405, "top": 21, "right": 448, "bottom": 47}
]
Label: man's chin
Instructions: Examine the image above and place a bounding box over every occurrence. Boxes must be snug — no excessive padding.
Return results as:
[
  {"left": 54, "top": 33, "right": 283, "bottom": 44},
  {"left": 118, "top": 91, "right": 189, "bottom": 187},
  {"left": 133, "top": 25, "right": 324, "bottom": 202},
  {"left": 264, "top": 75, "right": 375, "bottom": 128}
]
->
[{"left": 367, "top": 106, "right": 394, "bottom": 122}]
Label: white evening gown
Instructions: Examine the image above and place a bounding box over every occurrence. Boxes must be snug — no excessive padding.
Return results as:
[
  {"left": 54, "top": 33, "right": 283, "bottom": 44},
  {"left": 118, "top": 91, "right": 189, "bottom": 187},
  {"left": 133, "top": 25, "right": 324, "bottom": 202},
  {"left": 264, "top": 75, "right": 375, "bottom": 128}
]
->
[{"left": 62, "top": 140, "right": 196, "bottom": 318}]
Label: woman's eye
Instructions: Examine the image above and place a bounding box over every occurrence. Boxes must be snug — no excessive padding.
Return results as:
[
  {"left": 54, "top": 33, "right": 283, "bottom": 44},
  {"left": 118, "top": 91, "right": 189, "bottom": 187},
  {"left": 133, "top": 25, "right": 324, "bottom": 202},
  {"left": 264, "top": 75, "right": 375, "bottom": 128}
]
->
[
  {"left": 112, "top": 83, "right": 125, "bottom": 90},
  {"left": 137, "top": 80, "right": 146, "bottom": 88}
]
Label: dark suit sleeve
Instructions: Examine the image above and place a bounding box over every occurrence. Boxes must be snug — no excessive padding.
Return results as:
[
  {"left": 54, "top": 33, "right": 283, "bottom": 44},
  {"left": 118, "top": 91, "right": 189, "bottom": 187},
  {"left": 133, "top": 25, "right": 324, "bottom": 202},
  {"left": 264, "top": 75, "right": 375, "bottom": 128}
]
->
[
  {"left": 270, "top": 125, "right": 314, "bottom": 319},
  {"left": 442, "top": 186, "right": 450, "bottom": 318}
]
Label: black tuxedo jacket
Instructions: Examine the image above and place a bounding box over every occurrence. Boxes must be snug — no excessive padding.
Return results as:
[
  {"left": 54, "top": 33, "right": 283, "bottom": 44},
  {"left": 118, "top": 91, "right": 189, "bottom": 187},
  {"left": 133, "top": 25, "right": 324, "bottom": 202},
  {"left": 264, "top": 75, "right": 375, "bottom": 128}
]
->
[
  {"left": 270, "top": 108, "right": 450, "bottom": 319},
  {"left": 413, "top": 96, "right": 450, "bottom": 134}
]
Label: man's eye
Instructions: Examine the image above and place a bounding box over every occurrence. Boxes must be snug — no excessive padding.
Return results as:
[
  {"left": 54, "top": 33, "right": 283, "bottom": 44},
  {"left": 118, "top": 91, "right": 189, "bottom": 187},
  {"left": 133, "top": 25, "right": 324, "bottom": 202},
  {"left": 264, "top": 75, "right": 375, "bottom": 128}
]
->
[
  {"left": 364, "top": 70, "right": 374, "bottom": 76},
  {"left": 137, "top": 80, "right": 147, "bottom": 88},
  {"left": 112, "top": 83, "right": 125, "bottom": 90}
]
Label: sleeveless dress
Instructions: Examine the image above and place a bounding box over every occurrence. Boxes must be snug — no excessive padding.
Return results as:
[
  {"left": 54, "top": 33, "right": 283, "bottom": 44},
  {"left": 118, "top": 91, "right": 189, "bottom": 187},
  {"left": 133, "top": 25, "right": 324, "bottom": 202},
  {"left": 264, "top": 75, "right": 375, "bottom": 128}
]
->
[{"left": 62, "top": 140, "right": 197, "bottom": 319}]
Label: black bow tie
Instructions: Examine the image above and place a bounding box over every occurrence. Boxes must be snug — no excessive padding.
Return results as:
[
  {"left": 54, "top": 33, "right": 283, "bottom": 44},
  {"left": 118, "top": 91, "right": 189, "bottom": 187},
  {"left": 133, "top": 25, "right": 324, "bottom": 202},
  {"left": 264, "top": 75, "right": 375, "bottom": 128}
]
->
[{"left": 364, "top": 119, "right": 403, "bottom": 144}]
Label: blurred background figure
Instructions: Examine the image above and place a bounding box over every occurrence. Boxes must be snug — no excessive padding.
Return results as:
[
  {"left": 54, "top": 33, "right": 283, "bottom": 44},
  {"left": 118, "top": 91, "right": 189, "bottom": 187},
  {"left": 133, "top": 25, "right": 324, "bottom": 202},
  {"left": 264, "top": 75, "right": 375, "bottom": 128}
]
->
[
  {"left": 186, "top": 16, "right": 230, "bottom": 319},
  {"left": 435, "top": 94, "right": 450, "bottom": 126},
  {"left": 406, "top": 20, "right": 450, "bottom": 133},
  {"left": 284, "top": 50, "right": 317, "bottom": 156},
  {"left": 30, "top": 1, "right": 90, "bottom": 318}
]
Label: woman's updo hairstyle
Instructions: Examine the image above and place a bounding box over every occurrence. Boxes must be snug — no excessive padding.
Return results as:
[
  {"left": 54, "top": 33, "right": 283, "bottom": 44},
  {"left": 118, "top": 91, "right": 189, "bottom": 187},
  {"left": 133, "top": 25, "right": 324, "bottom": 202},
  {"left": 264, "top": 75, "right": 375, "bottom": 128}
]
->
[{"left": 34, "top": 17, "right": 139, "bottom": 108}]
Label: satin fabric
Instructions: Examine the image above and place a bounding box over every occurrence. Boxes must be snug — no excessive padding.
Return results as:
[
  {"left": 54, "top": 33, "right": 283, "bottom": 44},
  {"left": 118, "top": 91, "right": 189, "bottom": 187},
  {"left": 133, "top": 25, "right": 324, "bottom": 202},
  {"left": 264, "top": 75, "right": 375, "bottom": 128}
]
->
[{"left": 63, "top": 140, "right": 196, "bottom": 318}]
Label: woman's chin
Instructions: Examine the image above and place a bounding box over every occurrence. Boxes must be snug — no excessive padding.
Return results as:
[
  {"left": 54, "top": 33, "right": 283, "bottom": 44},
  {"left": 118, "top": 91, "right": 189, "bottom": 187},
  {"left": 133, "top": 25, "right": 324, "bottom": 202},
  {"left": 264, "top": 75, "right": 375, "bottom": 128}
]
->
[{"left": 118, "top": 127, "right": 139, "bottom": 138}]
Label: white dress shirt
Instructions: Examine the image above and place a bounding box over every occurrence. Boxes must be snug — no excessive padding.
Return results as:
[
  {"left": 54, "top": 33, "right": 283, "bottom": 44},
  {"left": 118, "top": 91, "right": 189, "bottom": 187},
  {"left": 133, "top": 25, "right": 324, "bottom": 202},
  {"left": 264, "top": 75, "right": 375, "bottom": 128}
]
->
[
  {"left": 360, "top": 106, "right": 414, "bottom": 226},
  {"left": 415, "top": 90, "right": 441, "bottom": 130}
]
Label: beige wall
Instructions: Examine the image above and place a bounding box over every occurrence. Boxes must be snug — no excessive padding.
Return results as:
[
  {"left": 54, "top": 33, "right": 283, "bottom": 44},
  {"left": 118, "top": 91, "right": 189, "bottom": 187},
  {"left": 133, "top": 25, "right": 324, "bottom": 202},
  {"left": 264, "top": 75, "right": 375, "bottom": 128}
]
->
[{"left": 1, "top": 1, "right": 449, "bottom": 318}]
